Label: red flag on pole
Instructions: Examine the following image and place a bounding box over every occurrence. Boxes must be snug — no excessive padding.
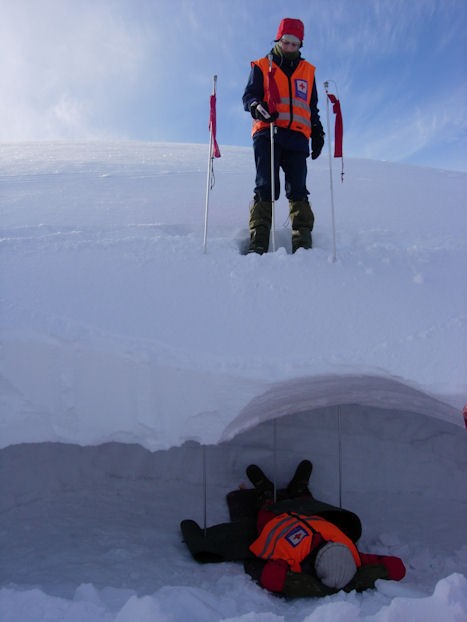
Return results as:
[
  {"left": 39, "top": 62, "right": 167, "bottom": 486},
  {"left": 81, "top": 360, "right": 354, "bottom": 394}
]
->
[
  {"left": 326, "top": 93, "right": 343, "bottom": 158},
  {"left": 209, "top": 93, "right": 221, "bottom": 158}
]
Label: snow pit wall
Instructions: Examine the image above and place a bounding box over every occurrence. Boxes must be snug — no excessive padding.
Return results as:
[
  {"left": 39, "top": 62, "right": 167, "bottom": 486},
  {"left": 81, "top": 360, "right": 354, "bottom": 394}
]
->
[
  {"left": 2, "top": 400, "right": 466, "bottom": 543},
  {"left": 1, "top": 396, "right": 466, "bottom": 596},
  {"left": 1, "top": 333, "right": 463, "bottom": 451}
]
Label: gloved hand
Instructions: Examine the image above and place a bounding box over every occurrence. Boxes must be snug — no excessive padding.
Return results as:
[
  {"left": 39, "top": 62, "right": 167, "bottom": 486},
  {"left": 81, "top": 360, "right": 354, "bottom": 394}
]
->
[
  {"left": 250, "top": 101, "right": 278, "bottom": 123},
  {"left": 283, "top": 569, "right": 336, "bottom": 598},
  {"left": 359, "top": 553, "right": 406, "bottom": 581},
  {"left": 311, "top": 123, "right": 325, "bottom": 160},
  {"left": 260, "top": 559, "right": 289, "bottom": 593}
]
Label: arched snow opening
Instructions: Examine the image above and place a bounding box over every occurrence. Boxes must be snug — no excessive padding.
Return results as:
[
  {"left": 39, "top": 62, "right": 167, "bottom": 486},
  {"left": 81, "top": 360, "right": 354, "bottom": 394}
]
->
[
  {"left": 187, "top": 373, "right": 466, "bottom": 554},
  {"left": 220, "top": 373, "right": 461, "bottom": 443},
  {"left": 2, "top": 372, "right": 465, "bottom": 595}
]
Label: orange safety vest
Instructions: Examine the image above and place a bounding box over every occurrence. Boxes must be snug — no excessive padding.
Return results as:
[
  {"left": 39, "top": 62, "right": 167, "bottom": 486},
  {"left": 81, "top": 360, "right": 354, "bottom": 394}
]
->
[
  {"left": 249, "top": 513, "right": 361, "bottom": 573},
  {"left": 251, "top": 57, "right": 316, "bottom": 139}
]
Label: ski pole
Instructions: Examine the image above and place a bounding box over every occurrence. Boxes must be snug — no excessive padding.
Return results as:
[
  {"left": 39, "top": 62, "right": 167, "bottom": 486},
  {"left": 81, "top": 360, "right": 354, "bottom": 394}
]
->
[
  {"left": 324, "top": 81, "right": 337, "bottom": 263},
  {"left": 337, "top": 405, "right": 343, "bottom": 508},
  {"left": 273, "top": 418, "right": 278, "bottom": 503},
  {"left": 203, "top": 75, "right": 217, "bottom": 254},
  {"left": 202, "top": 444, "right": 208, "bottom": 536},
  {"left": 268, "top": 55, "right": 276, "bottom": 253}
]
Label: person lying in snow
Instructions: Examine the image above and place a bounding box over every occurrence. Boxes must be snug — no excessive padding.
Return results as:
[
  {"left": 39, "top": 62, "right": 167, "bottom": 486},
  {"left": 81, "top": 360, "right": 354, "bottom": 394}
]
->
[{"left": 180, "top": 460, "right": 406, "bottom": 598}]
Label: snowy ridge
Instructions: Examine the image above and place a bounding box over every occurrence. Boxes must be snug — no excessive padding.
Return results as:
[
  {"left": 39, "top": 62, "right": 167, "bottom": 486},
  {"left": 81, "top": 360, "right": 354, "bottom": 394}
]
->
[{"left": 1, "top": 142, "right": 466, "bottom": 621}]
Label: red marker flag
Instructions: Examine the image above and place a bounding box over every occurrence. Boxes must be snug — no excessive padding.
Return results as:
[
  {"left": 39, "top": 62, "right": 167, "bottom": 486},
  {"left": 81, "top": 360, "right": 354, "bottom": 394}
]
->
[
  {"left": 209, "top": 93, "right": 221, "bottom": 158},
  {"left": 267, "top": 66, "right": 281, "bottom": 115},
  {"left": 204, "top": 76, "right": 220, "bottom": 253},
  {"left": 327, "top": 93, "right": 343, "bottom": 158}
]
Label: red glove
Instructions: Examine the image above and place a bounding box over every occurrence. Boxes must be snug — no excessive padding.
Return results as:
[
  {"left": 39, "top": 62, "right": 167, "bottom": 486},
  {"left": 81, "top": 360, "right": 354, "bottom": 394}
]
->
[
  {"left": 260, "top": 559, "right": 289, "bottom": 593},
  {"left": 360, "top": 553, "right": 406, "bottom": 581}
]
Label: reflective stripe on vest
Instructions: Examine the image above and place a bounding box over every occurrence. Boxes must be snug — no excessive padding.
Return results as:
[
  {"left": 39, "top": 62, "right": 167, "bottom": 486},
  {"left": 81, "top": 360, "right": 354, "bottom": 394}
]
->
[
  {"left": 249, "top": 513, "right": 361, "bottom": 573},
  {"left": 251, "top": 57, "right": 316, "bottom": 139}
]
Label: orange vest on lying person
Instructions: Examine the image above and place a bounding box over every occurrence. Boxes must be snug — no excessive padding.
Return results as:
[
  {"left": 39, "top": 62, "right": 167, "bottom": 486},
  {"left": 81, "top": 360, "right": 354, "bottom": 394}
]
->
[
  {"left": 249, "top": 513, "right": 361, "bottom": 573},
  {"left": 251, "top": 57, "right": 316, "bottom": 139}
]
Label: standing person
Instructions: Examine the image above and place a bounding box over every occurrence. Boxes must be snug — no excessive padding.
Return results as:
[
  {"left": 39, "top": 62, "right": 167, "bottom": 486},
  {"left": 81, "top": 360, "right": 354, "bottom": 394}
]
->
[{"left": 243, "top": 18, "right": 325, "bottom": 255}]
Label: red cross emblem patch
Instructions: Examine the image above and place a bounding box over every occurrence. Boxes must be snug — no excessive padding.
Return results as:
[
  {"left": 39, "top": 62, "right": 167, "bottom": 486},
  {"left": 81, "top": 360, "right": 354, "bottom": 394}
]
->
[
  {"left": 285, "top": 525, "right": 309, "bottom": 547},
  {"left": 295, "top": 79, "right": 308, "bottom": 101}
]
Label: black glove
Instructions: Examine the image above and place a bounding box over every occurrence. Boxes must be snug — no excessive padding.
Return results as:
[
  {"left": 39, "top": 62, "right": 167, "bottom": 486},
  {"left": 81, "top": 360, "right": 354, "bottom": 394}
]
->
[
  {"left": 311, "top": 123, "right": 325, "bottom": 160},
  {"left": 344, "top": 564, "right": 389, "bottom": 593},
  {"left": 283, "top": 570, "right": 337, "bottom": 598},
  {"left": 250, "top": 101, "right": 278, "bottom": 123}
]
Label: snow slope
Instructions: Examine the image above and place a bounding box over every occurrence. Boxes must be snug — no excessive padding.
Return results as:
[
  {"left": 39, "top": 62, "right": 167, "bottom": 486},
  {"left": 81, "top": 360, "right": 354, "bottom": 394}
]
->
[{"left": 1, "top": 142, "right": 466, "bottom": 621}]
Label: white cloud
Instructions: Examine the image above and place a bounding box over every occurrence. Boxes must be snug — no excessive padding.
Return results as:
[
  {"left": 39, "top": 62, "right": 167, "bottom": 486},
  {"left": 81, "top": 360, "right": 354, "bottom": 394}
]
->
[
  {"left": 343, "top": 83, "right": 467, "bottom": 166},
  {"left": 0, "top": 1, "right": 147, "bottom": 140},
  {"left": 0, "top": 0, "right": 465, "bottom": 171}
]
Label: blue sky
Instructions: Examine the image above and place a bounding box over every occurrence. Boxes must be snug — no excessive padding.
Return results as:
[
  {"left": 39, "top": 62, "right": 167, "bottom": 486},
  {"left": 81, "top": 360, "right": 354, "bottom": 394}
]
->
[{"left": 1, "top": 0, "right": 466, "bottom": 171}]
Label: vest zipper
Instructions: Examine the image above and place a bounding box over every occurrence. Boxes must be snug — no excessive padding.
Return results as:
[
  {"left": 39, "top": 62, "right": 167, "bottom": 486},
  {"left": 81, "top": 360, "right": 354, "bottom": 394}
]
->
[{"left": 286, "top": 75, "right": 293, "bottom": 129}]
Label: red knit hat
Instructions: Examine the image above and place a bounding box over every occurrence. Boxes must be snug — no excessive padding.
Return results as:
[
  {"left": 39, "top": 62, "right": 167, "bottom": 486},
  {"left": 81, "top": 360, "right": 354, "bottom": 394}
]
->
[{"left": 275, "top": 18, "right": 305, "bottom": 43}]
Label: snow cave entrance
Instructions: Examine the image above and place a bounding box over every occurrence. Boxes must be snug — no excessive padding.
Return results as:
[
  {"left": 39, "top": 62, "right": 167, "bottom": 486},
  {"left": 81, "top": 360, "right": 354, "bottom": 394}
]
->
[
  {"left": 2, "top": 374, "right": 465, "bottom": 594},
  {"left": 189, "top": 374, "right": 464, "bottom": 542}
]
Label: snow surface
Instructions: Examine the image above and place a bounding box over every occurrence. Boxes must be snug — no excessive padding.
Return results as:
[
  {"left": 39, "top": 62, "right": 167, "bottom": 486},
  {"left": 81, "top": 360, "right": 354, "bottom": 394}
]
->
[{"left": 1, "top": 141, "right": 466, "bottom": 621}]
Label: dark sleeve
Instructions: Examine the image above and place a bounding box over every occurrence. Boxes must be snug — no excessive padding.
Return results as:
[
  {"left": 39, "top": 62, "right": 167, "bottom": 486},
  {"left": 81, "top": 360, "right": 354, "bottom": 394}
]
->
[
  {"left": 180, "top": 518, "right": 257, "bottom": 563},
  {"left": 242, "top": 63, "right": 264, "bottom": 112},
  {"left": 309, "top": 78, "right": 321, "bottom": 127}
]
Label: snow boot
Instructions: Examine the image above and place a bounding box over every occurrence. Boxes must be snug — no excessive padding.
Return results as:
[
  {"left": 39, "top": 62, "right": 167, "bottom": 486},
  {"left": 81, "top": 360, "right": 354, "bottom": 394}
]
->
[
  {"left": 289, "top": 199, "right": 314, "bottom": 253},
  {"left": 247, "top": 225, "right": 270, "bottom": 255},
  {"left": 286, "top": 459, "right": 313, "bottom": 498},
  {"left": 246, "top": 464, "right": 274, "bottom": 502},
  {"left": 292, "top": 228, "right": 312, "bottom": 253}
]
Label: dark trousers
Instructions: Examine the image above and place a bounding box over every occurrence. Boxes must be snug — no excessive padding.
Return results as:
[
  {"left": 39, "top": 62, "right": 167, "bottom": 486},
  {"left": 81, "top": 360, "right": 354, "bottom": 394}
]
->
[
  {"left": 181, "top": 499, "right": 362, "bottom": 564},
  {"left": 253, "top": 132, "right": 309, "bottom": 202}
]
